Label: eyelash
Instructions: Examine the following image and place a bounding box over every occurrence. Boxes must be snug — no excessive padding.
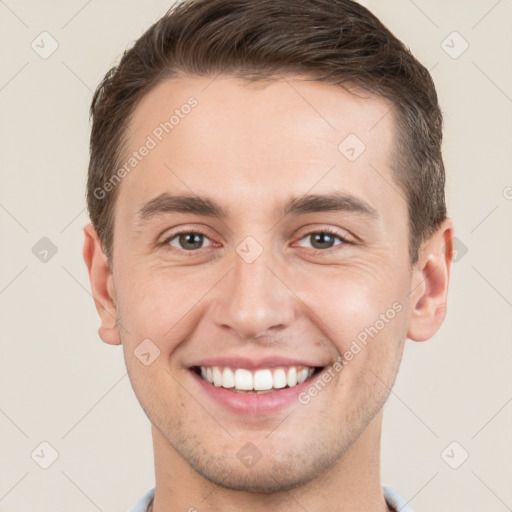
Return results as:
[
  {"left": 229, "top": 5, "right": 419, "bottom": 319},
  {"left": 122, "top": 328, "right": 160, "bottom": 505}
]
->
[{"left": 160, "top": 227, "right": 351, "bottom": 254}]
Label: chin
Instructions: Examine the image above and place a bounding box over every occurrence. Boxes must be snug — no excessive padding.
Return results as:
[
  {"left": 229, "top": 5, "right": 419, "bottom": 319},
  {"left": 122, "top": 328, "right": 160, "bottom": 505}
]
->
[
  {"left": 177, "top": 441, "right": 345, "bottom": 494},
  {"left": 195, "top": 462, "right": 318, "bottom": 493}
]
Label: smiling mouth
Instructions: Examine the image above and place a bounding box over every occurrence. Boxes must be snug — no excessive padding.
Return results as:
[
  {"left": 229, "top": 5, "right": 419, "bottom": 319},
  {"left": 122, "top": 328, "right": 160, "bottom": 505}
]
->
[{"left": 191, "top": 365, "right": 324, "bottom": 394}]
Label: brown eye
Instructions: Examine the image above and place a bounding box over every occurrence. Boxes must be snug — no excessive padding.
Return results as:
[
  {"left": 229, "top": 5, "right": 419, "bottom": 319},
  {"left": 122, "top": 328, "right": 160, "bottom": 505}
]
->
[
  {"left": 166, "top": 231, "right": 212, "bottom": 251},
  {"left": 296, "top": 231, "right": 348, "bottom": 250}
]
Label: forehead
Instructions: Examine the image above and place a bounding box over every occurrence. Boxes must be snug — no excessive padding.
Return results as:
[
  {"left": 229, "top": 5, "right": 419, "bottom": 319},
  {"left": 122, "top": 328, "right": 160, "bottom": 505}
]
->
[{"left": 118, "top": 74, "right": 403, "bottom": 223}]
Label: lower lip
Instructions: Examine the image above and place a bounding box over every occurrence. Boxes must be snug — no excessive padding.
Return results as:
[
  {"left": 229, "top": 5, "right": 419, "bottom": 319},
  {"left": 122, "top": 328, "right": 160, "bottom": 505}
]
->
[{"left": 189, "top": 369, "right": 323, "bottom": 416}]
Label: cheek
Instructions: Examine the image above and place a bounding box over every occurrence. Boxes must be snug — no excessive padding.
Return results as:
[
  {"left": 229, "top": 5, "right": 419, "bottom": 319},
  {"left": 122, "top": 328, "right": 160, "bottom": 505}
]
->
[
  {"left": 300, "top": 270, "right": 408, "bottom": 405},
  {"left": 297, "top": 264, "right": 407, "bottom": 355},
  {"left": 115, "top": 267, "right": 210, "bottom": 349}
]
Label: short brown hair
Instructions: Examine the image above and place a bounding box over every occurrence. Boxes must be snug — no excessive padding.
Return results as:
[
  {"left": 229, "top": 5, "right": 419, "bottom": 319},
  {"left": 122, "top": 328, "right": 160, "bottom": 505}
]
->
[{"left": 87, "top": 0, "right": 446, "bottom": 267}]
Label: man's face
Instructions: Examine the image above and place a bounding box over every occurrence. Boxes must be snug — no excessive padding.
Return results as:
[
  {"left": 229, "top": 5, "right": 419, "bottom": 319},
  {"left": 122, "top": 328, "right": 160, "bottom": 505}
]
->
[{"left": 108, "top": 75, "right": 414, "bottom": 491}]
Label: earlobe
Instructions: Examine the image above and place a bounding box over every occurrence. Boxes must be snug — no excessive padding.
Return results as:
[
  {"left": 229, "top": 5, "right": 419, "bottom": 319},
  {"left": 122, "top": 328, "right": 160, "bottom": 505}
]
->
[
  {"left": 82, "top": 223, "right": 121, "bottom": 345},
  {"left": 407, "top": 219, "right": 454, "bottom": 342}
]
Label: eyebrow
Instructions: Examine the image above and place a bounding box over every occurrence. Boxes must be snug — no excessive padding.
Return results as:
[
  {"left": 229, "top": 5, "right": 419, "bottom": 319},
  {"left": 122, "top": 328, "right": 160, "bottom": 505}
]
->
[{"left": 135, "top": 191, "right": 379, "bottom": 224}]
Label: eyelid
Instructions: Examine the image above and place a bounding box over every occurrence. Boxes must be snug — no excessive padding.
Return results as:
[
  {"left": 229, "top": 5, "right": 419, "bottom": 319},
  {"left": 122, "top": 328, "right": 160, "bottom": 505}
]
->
[
  {"left": 291, "top": 230, "right": 351, "bottom": 252},
  {"left": 293, "top": 225, "right": 354, "bottom": 244},
  {"left": 158, "top": 226, "right": 217, "bottom": 249}
]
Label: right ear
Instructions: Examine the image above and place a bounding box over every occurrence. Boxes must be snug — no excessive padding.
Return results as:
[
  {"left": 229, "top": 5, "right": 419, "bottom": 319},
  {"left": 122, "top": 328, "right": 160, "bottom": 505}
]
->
[{"left": 82, "top": 223, "right": 121, "bottom": 345}]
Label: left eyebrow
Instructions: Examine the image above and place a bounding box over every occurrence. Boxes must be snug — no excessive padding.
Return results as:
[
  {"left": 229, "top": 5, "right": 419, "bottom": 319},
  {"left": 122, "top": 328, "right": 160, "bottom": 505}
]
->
[
  {"left": 280, "top": 192, "right": 379, "bottom": 219},
  {"left": 134, "top": 191, "right": 379, "bottom": 226}
]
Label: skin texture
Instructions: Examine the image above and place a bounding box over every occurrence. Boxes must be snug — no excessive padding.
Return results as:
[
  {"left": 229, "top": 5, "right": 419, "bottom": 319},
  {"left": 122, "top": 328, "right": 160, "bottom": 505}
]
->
[{"left": 83, "top": 75, "right": 453, "bottom": 512}]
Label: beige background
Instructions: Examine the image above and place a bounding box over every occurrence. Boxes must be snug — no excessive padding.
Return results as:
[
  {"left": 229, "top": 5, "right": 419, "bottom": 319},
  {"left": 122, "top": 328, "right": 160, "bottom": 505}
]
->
[{"left": 1, "top": 0, "right": 511, "bottom": 510}]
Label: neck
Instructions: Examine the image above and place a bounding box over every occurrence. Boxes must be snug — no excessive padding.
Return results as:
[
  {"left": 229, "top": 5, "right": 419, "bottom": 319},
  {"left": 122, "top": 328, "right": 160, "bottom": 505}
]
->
[{"left": 149, "top": 410, "right": 390, "bottom": 512}]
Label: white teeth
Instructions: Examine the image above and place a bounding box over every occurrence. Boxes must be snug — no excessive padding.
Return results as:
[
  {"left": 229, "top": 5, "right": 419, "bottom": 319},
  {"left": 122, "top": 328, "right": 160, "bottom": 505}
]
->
[
  {"left": 287, "top": 367, "right": 297, "bottom": 387},
  {"left": 222, "top": 368, "right": 235, "bottom": 388},
  {"left": 253, "top": 369, "right": 273, "bottom": 391},
  {"left": 297, "top": 368, "right": 309, "bottom": 384},
  {"left": 273, "top": 368, "right": 287, "bottom": 389},
  {"left": 198, "top": 365, "right": 317, "bottom": 391},
  {"left": 213, "top": 367, "right": 223, "bottom": 387},
  {"left": 234, "top": 369, "right": 253, "bottom": 390}
]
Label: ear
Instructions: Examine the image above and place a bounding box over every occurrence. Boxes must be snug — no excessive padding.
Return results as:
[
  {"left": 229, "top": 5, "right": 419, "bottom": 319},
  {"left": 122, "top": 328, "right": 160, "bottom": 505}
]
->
[
  {"left": 82, "top": 223, "right": 121, "bottom": 345},
  {"left": 407, "top": 218, "right": 454, "bottom": 342}
]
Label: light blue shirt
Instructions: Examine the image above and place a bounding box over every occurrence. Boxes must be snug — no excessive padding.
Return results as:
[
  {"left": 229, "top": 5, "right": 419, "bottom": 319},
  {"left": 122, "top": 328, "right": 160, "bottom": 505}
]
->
[{"left": 128, "top": 485, "right": 414, "bottom": 511}]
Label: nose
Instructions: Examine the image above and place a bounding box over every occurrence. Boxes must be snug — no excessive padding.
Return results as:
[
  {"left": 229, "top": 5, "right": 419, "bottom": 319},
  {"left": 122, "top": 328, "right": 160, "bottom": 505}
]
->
[{"left": 211, "top": 249, "right": 296, "bottom": 341}]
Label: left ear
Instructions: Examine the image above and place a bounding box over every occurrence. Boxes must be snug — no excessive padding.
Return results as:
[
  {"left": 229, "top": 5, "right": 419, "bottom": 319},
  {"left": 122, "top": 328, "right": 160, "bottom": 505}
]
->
[{"left": 407, "top": 218, "right": 454, "bottom": 342}]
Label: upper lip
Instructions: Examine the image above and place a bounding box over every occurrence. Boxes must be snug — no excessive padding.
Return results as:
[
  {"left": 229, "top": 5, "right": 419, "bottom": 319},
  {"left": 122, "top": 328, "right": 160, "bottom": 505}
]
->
[{"left": 188, "top": 356, "right": 328, "bottom": 370}]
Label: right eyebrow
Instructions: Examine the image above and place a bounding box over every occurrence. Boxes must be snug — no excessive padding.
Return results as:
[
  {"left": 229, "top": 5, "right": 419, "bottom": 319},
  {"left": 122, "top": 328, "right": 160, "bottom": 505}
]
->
[{"left": 136, "top": 193, "right": 227, "bottom": 225}]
